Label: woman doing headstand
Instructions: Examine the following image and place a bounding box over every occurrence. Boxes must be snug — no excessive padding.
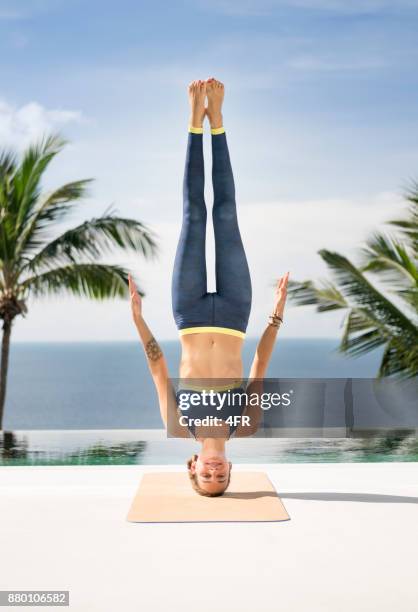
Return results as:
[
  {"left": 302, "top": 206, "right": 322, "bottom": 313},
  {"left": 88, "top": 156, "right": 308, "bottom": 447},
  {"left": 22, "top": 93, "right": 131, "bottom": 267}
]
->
[{"left": 129, "top": 78, "right": 289, "bottom": 496}]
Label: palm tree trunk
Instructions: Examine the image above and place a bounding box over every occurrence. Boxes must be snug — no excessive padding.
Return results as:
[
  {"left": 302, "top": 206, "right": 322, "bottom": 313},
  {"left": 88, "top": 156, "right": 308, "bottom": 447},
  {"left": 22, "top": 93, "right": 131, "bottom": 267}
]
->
[{"left": 0, "top": 320, "right": 12, "bottom": 430}]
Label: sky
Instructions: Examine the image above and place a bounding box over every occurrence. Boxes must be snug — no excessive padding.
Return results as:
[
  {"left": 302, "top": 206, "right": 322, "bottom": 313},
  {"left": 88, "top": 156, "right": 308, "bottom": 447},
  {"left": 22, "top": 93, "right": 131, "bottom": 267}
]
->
[{"left": 1, "top": 0, "right": 418, "bottom": 341}]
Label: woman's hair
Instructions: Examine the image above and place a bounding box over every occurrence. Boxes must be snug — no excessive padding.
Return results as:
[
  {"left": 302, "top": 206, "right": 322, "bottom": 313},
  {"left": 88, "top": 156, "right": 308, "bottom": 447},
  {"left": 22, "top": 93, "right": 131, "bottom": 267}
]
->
[{"left": 186, "top": 454, "right": 231, "bottom": 497}]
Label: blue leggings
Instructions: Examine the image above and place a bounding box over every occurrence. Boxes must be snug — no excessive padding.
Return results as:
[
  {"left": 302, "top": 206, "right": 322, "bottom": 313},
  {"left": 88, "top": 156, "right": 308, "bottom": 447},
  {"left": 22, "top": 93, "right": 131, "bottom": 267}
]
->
[{"left": 171, "top": 131, "right": 252, "bottom": 334}]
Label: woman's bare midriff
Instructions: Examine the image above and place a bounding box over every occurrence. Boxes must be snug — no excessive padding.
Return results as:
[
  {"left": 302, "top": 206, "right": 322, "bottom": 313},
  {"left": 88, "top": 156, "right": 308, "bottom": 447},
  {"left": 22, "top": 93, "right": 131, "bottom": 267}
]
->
[{"left": 179, "top": 332, "right": 244, "bottom": 380}]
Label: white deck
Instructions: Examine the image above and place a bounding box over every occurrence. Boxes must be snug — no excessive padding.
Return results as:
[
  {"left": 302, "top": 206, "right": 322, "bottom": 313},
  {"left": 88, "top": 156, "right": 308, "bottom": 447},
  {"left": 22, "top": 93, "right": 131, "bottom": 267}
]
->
[{"left": 1, "top": 463, "right": 417, "bottom": 612}]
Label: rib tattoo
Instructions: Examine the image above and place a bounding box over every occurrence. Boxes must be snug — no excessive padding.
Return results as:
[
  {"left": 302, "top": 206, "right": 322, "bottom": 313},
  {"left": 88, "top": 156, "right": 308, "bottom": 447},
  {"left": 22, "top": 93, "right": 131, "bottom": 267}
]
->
[{"left": 145, "top": 337, "right": 163, "bottom": 362}]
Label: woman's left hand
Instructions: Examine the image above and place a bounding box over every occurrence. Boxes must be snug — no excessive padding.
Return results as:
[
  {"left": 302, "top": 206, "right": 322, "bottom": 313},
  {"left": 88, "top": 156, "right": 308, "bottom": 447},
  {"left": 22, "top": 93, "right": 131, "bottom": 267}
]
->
[{"left": 272, "top": 271, "right": 289, "bottom": 320}]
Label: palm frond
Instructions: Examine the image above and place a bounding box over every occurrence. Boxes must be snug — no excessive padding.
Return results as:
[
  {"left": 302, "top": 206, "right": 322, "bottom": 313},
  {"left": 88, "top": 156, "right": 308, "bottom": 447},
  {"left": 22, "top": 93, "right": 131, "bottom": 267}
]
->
[
  {"left": 340, "top": 309, "right": 390, "bottom": 356},
  {"left": 21, "top": 263, "right": 143, "bottom": 300},
  {"left": 379, "top": 339, "right": 418, "bottom": 379},
  {"left": 361, "top": 232, "right": 417, "bottom": 287},
  {"left": 20, "top": 214, "right": 158, "bottom": 273},
  {"left": 335, "top": 302, "right": 417, "bottom": 379},
  {"left": 14, "top": 134, "right": 67, "bottom": 230},
  {"left": 0, "top": 151, "right": 17, "bottom": 179},
  {"left": 288, "top": 278, "right": 347, "bottom": 312},
  {"left": 388, "top": 185, "right": 418, "bottom": 252},
  {"left": 289, "top": 191, "right": 418, "bottom": 378},
  {"left": 0, "top": 151, "right": 18, "bottom": 266},
  {"left": 16, "top": 179, "right": 93, "bottom": 259},
  {"left": 318, "top": 249, "right": 417, "bottom": 336},
  {"left": 1, "top": 135, "right": 69, "bottom": 266},
  {"left": 397, "top": 287, "right": 418, "bottom": 312}
]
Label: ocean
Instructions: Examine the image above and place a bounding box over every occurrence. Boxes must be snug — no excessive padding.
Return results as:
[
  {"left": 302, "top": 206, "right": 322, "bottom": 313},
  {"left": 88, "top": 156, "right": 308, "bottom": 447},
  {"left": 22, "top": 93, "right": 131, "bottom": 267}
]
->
[
  {"left": 5, "top": 338, "right": 382, "bottom": 430},
  {"left": 2, "top": 340, "right": 417, "bottom": 465}
]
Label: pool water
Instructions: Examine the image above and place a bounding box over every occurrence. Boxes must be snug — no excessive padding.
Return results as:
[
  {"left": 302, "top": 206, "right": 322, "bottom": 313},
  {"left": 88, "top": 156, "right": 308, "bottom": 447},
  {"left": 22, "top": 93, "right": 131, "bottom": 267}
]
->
[{"left": 1, "top": 430, "right": 417, "bottom": 466}]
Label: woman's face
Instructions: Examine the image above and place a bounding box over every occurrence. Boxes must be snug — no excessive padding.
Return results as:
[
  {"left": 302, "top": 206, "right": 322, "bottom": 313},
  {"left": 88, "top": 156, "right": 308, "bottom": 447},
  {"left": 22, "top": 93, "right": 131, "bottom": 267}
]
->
[{"left": 191, "top": 454, "right": 231, "bottom": 495}]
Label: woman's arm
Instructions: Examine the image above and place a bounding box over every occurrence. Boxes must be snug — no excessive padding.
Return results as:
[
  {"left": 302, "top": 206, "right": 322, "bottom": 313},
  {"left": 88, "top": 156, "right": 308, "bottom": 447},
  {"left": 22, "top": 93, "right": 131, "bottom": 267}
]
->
[
  {"left": 129, "top": 274, "right": 168, "bottom": 382},
  {"left": 129, "top": 275, "right": 171, "bottom": 426},
  {"left": 249, "top": 272, "right": 289, "bottom": 380}
]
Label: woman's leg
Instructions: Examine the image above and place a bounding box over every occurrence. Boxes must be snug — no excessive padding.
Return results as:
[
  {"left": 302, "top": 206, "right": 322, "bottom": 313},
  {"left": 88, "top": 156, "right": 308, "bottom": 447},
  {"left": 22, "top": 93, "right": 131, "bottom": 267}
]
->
[
  {"left": 212, "top": 130, "right": 252, "bottom": 330},
  {"left": 171, "top": 81, "right": 211, "bottom": 329},
  {"left": 207, "top": 80, "right": 252, "bottom": 332}
]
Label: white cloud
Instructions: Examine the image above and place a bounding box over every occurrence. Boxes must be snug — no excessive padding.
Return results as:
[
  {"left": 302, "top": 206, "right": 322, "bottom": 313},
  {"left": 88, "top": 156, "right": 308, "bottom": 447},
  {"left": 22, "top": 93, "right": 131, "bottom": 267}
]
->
[
  {"left": 0, "top": 100, "right": 83, "bottom": 150},
  {"left": 12, "top": 191, "right": 405, "bottom": 341},
  {"left": 236, "top": 192, "right": 404, "bottom": 334}
]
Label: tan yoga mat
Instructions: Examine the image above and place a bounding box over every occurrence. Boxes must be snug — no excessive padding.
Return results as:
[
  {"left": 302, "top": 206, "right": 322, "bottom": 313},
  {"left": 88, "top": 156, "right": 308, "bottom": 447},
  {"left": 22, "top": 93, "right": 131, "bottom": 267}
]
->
[{"left": 126, "top": 471, "right": 290, "bottom": 523}]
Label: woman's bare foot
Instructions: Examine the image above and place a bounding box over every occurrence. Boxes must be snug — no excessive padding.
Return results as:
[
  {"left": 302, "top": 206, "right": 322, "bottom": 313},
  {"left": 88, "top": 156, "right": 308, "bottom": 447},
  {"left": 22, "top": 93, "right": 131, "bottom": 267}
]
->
[
  {"left": 188, "top": 80, "right": 207, "bottom": 128},
  {"left": 206, "top": 77, "right": 224, "bottom": 129}
]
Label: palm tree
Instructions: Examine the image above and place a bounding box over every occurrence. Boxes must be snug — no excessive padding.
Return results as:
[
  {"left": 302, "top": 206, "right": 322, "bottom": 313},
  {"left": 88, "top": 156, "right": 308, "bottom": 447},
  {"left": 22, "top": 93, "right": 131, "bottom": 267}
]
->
[
  {"left": 0, "top": 134, "right": 158, "bottom": 428},
  {"left": 288, "top": 186, "right": 418, "bottom": 379}
]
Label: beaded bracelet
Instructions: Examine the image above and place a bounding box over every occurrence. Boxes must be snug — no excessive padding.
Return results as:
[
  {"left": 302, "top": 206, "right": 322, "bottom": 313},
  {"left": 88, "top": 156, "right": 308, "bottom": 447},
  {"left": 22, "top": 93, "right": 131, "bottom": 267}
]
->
[{"left": 268, "top": 314, "right": 283, "bottom": 328}]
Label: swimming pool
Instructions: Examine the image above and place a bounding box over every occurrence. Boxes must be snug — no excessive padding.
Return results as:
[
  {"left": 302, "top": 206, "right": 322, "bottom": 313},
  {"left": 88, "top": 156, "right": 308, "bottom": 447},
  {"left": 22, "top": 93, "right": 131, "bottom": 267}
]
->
[{"left": 1, "top": 430, "right": 417, "bottom": 465}]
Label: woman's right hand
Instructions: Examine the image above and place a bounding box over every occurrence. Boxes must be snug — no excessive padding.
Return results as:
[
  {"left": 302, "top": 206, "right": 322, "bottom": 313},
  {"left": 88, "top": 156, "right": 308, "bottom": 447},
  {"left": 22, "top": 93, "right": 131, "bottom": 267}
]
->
[{"left": 128, "top": 274, "right": 142, "bottom": 325}]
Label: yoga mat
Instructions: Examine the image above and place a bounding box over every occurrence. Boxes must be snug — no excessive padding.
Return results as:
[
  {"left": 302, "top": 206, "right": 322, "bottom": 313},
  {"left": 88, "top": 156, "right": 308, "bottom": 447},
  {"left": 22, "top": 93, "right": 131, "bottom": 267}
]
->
[{"left": 127, "top": 471, "right": 290, "bottom": 523}]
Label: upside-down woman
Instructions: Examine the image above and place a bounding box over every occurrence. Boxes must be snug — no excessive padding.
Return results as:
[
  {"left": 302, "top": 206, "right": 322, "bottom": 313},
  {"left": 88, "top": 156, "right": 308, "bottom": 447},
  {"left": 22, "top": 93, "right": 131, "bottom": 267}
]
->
[{"left": 129, "top": 78, "right": 289, "bottom": 496}]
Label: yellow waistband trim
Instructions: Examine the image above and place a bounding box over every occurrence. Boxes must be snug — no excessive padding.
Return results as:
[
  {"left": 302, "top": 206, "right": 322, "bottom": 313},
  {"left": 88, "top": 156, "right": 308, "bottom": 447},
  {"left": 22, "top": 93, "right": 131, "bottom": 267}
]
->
[
  {"left": 179, "top": 326, "right": 245, "bottom": 339},
  {"left": 211, "top": 126, "right": 225, "bottom": 135},
  {"left": 188, "top": 125, "right": 204, "bottom": 134},
  {"left": 178, "top": 380, "right": 245, "bottom": 392}
]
